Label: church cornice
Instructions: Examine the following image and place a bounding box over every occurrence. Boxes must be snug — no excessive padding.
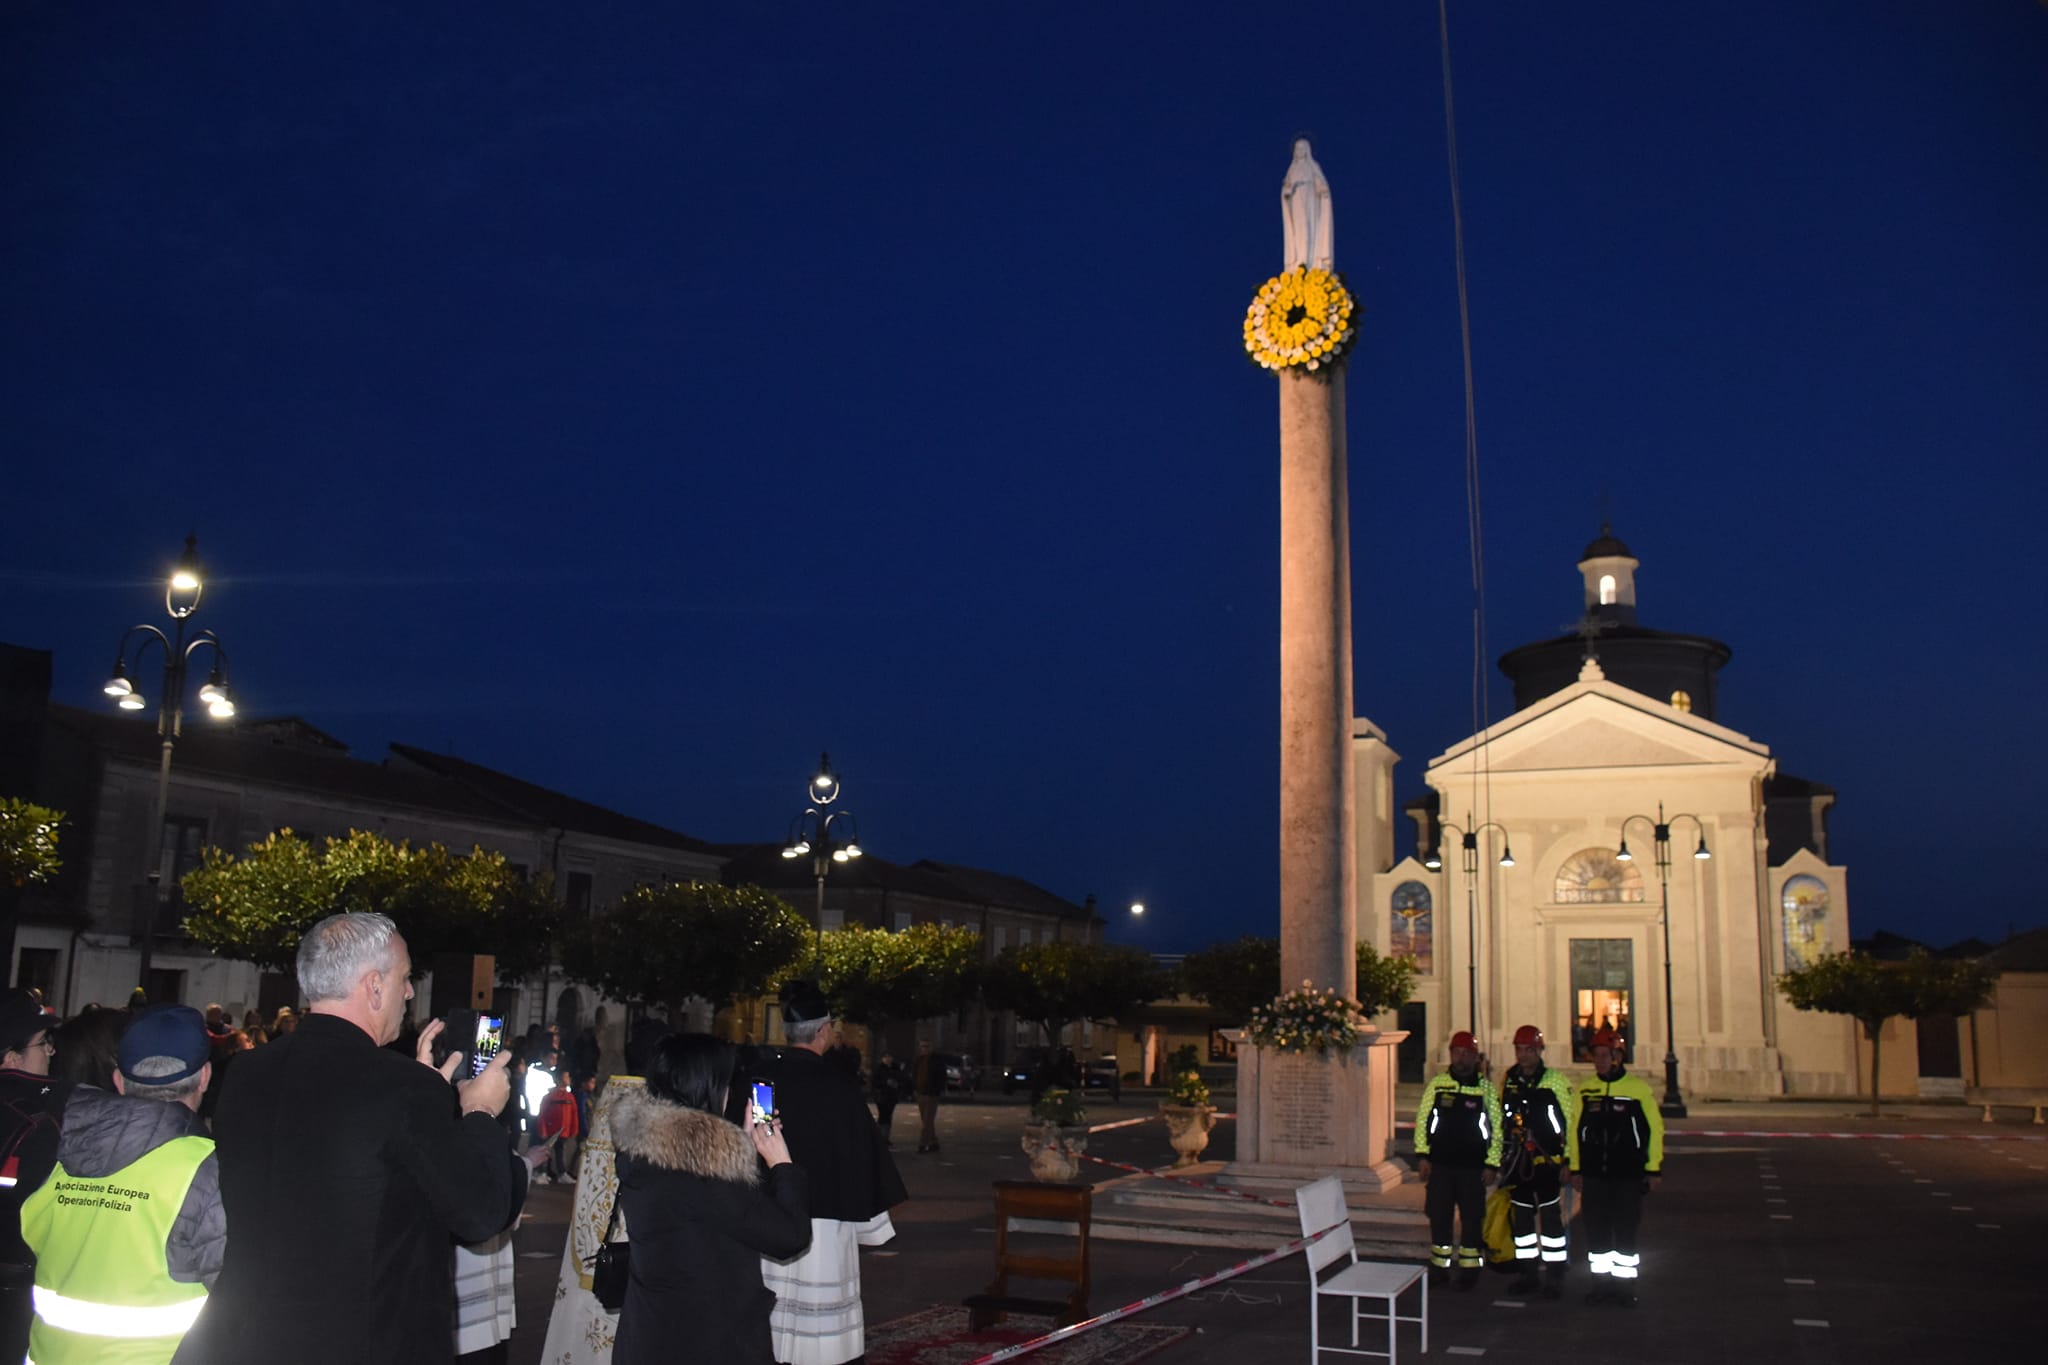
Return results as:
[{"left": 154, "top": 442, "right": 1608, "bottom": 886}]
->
[{"left": 1423, "top": 678, "right": 1772, "bottom": 776}]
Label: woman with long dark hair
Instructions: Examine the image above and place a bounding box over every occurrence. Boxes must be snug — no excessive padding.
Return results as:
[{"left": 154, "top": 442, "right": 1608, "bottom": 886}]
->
[{"left": 610, "top": 1032, "right": 811, "bottom": 1365}]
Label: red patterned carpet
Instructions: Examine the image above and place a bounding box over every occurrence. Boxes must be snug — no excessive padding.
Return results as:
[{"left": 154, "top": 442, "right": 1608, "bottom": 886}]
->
[{"left": 863, "top": 1306, "right": 1191, "bottom": 1365}]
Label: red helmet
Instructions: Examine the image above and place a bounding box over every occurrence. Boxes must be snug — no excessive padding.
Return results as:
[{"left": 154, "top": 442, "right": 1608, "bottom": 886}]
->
[
  {"left": 1448, "top": 1030, "right": 1478, "bottom": 1052},
  {"left": 1512, "top": 1024, "right": 1544, "bottom": 1048},
  {"left": 1589, "top": 1027, "right": 1623, "bottom": 1053}
]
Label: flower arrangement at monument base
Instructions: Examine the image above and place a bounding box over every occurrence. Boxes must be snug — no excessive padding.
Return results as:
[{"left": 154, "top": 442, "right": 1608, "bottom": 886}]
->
[
  {"left": 1245, "top": 980, "right": 1369, "bottom": 1055},
  {"left": 1158, "top": 1070, "right": 1217, "bottom": 1168},
  {"left": 1242, "top": 265, "right": 1358, "bottom": 374},
  {"left": 1021, "top": 1088, "right": 1089, "bottom": 1182}
]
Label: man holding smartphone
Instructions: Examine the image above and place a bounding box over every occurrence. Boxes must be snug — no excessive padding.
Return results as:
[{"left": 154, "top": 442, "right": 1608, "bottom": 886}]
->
[{"left": 185, "top": 913, "right": 531, "bottom": 1365}]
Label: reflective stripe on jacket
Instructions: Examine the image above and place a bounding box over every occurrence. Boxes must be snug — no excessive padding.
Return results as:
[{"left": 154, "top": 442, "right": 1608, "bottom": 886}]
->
[
  {"left": 1568, "top": 1067, "right": 1663, "bottom": 1178},
  {"left": 1500, "top": 1065, "right": 1576, "bottom": 1162},
  {"left": 1412, "top": 1072, "right": 1503, "bottom": 1167},
  {"left": 20, "top": 1134, "right": 213, "bottom": 1365}
]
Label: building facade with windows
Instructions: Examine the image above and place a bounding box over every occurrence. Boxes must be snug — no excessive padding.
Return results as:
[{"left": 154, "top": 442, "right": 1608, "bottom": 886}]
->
[{"left": 1351, "top": 533, "right": 1860, "bottom": 1096}]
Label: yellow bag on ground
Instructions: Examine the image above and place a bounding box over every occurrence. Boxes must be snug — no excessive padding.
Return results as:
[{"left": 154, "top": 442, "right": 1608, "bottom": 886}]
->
[{"left": 1483, "top": 1186, "right": 1516, "bottom": 1266}]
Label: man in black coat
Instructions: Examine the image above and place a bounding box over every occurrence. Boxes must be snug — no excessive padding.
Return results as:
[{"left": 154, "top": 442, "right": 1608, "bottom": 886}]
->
[
  {"left": 182, "top": 912, "right": 527, "bottom": 1365},
  {"left": 759, "top": 983, "right": 908, "bottom": 1365}
]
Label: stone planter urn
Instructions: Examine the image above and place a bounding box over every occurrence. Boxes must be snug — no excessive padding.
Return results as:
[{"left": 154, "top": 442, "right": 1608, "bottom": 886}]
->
[
  {"left": 1020, "top": 1121, "right": 1088, "bottom": 1182},
  {"left": 1158, "top": 1104, "right": 1217, "bottom": 1167}
]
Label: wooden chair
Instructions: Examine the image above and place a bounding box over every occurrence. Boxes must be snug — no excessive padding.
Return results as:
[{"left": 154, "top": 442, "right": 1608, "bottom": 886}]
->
[
  {"left": 961, "top": 1180, "right": 1091, "bottom": 1330},
  {"left": 1296, "top": 1175, "right": 1427, "bottom": 1364}
]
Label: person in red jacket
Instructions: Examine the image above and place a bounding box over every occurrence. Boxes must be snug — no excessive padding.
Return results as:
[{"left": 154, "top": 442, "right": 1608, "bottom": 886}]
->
[{"left": 537, "top": 1075, "right": 583, "bottom": 1184}]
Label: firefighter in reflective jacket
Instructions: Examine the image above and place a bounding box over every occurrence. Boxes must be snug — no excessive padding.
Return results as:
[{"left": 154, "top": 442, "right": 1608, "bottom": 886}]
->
[
  {"left": 1567, "top": 1027, "right": 1662, "bottom": 1306},
  {"left": 1412, "top": 1030, "right": 1502, "bottom": 1289},
  {"left": 1498, "top": 1024, "right": 1575, "bottom": 1297}
]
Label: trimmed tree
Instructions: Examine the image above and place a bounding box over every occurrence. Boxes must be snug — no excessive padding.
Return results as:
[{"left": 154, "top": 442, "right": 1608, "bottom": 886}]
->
[
  {"left": 1355, "top": 940, "right": 1418, "bottom": 1020},
  {"left": 1780, "top": 949, "right": 1996, "bottom": 1117},
  {"left": 1177, "top": 935, "right": 1280, "bottom": 1024},
  {"left": 181, "top": 829, "right": 562, "bottom": 979},
  {"left": 560, "top": 881, "right": 810, "bottom": 1023},
  {"left": 807, "top": 923, "right": 982, "bottom": 1052},
  {"left": 0, "top": 799, "right": 63, "bottom": 888},
  {"left": 985, "top": 940, "right": 1172, "bottom": 1046}
]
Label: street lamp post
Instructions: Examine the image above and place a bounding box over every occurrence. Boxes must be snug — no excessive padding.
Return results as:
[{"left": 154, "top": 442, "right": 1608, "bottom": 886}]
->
[
  {"left": 781, "top": 751, "right": 862, "bottom": 971},
  {"left": 102, "top": 535, "right": 237, "bottom": 995},
  {"left": 1616, "top": 803, "right": 1711, "bottom": 1118},
  {"left": 1424, "top": 814, "right": 1515, "bottom": 1040}
]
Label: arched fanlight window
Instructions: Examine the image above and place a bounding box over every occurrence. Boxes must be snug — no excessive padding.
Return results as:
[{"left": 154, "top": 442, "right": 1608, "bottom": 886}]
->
[{"left": 1553, "top": 848, "right": 1646, "bottom": 904}]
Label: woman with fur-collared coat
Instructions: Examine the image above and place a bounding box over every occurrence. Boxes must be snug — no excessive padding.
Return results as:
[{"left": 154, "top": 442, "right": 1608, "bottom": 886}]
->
[{"left": 610, "top": 1033, "right": 811, "bottom": 1365}]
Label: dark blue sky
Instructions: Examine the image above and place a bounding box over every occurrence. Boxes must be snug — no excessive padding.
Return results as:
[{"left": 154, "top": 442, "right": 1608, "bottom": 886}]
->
[{"left": 5, "top": 3, "right": 2043, "bottom": 953}]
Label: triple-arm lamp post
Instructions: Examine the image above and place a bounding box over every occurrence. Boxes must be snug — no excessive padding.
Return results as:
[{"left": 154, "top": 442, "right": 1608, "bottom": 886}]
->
[
  {"left": 1424, "top": 814, "right": 1514, "bottom": 1041},
  {"left": 781, "top": 751, "right": 862, "bottom": 971},
  {"left": 1616, "top": 803, "right": 1711, "bottom": 1118},
  {"left": 101, "top": 536, "right": 237, "bottom": 995}
]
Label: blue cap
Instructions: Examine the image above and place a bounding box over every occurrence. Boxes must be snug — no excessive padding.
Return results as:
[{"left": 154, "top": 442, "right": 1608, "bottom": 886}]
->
[{"left": 118, "top": 1005, "right": 212, "bottom": 1086}]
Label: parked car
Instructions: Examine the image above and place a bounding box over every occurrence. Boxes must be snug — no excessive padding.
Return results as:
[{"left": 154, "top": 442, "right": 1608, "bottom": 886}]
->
[
  {"left": 938, "top": 1053, "right": 980, "bottom": 1093},
  {"left": 1082, "top": 1055, "right": 1123, "bottom": 1101},
  {"left": 1001, "top": 1046, "right": 1052, "bottom": 1095}
]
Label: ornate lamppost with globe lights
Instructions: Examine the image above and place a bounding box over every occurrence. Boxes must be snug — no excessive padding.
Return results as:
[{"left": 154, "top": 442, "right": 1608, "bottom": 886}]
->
[
  {"left": 781, "top": 752, "right": 863, "bottom": 970},
  {"left": 1615, "top": 804, "right": 1711, "bottom": 1117},
  {"left": 101, "top": 536, "right": 237, "bottom": 994}
]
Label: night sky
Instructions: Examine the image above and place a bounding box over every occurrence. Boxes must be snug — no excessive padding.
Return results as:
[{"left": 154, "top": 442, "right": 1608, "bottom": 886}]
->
[{"left": 4, "top": 3, "right": 2042, "bottom": 954}]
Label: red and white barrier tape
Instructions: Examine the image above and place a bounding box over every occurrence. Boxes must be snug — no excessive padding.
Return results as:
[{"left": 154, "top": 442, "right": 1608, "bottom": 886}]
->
[
  {"left": 1670, "top": 1129, "right": 2047, "bottom": 1142},
  {"left": 1086, "top": 1112, "right": 1236, "bottom": 1134},
  {"left": 964, "top": 1221, "right": 1343, "bottom": 1365}
]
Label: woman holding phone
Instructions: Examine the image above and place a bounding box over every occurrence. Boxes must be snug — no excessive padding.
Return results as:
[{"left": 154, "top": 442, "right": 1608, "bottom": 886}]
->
[{"left": 610, "top": 1032, "right": 812, "bottom": 1365}]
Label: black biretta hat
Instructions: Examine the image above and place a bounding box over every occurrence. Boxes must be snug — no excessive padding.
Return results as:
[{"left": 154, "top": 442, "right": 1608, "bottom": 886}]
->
[{"left": 780, "top": 982, "right": 832, "bottom": 1025}]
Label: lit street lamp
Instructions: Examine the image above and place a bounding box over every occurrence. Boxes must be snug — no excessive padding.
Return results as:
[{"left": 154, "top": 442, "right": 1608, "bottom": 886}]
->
[
  {"left": 1616, "top": 803, "right": 1712, "bottom": 1118},
  {"left": 781, "top": 751, "right": 862, "bottom": 969},
  {"left": 103, "top": 535, "right": 237, "bottom": 995},
  {"left": 1424, "top": 814, "right": 1514, "bottom": 1040}
]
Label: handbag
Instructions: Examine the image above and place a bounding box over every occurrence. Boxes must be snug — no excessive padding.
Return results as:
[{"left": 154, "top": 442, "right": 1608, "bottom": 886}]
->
[{"left": 587, "top": 1198, "right": 630, "bottom": 1313}]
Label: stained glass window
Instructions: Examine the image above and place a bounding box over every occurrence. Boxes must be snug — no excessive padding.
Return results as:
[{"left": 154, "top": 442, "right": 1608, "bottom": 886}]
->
[
  {"left": 1390, "top": 881, "right": 1432, "bottom": 973},
  {"left": 1782, "top": 875, "right": 1830, "bottom": 971}
]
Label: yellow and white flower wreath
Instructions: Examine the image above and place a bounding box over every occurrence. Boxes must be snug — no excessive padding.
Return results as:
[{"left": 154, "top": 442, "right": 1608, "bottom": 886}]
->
[{"left": 1243, "top": 266, "right": 1357, "bottom": 374}]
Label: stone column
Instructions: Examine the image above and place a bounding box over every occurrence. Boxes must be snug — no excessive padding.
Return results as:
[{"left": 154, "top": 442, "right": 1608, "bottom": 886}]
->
[{"left": 1278, "top": 365, "right": 1356, "bottom": 999}]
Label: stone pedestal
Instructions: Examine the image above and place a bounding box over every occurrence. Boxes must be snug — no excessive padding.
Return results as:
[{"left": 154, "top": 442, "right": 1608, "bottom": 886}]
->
[{"left": 1224, "top": 1029, "right": 1408, "bottom": 1194}]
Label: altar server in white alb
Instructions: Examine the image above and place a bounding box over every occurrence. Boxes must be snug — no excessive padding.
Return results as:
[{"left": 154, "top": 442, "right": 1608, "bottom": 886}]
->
[{"left": 759, "top": 984, "right": 907, "bottom": 1365}]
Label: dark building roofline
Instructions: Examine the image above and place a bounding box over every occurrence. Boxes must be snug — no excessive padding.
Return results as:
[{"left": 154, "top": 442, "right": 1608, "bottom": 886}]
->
[{"left": 387, "top": 743, "right": 716, "bottom": 855}]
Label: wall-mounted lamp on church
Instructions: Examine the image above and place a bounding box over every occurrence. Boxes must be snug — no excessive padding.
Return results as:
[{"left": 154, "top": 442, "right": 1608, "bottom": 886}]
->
[
  {"left": 1616, "top": 803, "right": 1710, "bottom": 1119},
  {"left": 102, "top": 534, "right": 238, "bottom": 998}
]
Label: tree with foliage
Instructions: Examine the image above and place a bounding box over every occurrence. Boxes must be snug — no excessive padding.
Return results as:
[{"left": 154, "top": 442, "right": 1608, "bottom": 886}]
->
[
  {"left": 1177, "top": 934, "right": 1417, "bottom": 1022},
  {"left": 985, "top": 940, "right": 1172, "bottom": 1046},
  {"left": 181, "top": 829, "right": 561, "bottom": 978},
  {"left": 804, "top": 923, "right": 982, "bottom": 1044},
  {"left": 1780, "top": 949, "right": 1997, "bottom": 1116},
  {"left": 0, "top": 799, "right": 64, "bottom": 888},
  {"left": 560, "top": 881, "right": 810, "bottom": 1021},
  {"left": 1177, "top": 935, "right": 1281, "bottom": 1024},
  {"left": 1355, "top": 940, "right": 1418, "bottom": 1019}
]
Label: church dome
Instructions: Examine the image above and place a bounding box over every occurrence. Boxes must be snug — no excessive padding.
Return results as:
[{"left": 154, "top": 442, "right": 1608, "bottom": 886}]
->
[{"left": 1579, "top": 525, "right": 1633, "bottom": 562}]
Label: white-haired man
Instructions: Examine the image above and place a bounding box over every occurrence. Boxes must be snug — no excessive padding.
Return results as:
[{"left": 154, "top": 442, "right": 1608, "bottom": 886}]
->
[
  {"left": 20, "top": 1004, "right": 223, "bottom": 1364},
  {"left": 183, "top": 913, "right": 526, "bottom": 1365}
]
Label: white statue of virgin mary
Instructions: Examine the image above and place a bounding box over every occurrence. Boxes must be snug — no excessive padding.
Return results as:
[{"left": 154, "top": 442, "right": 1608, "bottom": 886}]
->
[{"left": 1281, "top": 138, "right": 1333, "bottom": 271}]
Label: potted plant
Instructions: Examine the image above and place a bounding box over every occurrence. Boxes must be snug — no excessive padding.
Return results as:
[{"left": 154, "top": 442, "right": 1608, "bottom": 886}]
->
[
  {"left": 1021, "top": 1088, "right": 1089, "bottom": 1182},
  {"left": 1158, "top": 1070, "right": 1217, "bottom": 1167}
]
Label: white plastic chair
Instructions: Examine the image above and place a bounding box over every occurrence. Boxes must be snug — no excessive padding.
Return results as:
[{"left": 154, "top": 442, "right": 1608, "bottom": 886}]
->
[{"left": 1295, "top": 1174, "right": 1428, "bottom": 1363}]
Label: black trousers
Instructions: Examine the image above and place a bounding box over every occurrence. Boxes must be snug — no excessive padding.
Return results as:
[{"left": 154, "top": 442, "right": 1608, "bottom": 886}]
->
[
  {"left": 1424, "top": 1165, "right": 1487, "bottom": 1270},
  {"left": 1579, "top": 1174, "right": 1646, "bottom": 1281},
  {"left": 1508, "top": 1163, "right": 1567, "bottom": 1273}
]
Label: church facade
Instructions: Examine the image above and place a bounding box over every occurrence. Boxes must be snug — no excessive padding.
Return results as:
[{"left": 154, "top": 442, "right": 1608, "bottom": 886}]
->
[{"left": 1352, "top": 532, "right": 1857, "bottom": 1097}]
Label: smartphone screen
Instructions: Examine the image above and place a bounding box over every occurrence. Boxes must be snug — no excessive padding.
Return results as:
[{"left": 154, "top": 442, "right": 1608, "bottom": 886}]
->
[
  {"left": 469, "top": 1014, "right": 505, "bottom": 1079},
  {"left": 749, "top": 1080, "right": 774, "bottom": 1126}
]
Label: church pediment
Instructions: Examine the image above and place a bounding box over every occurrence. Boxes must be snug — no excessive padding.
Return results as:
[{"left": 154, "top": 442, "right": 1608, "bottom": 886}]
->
[
  {"left": 1425, "top": 681, "right": 1770, "bottom": 777},
  {"left": 1487, "top": 716, "right": 1710, "bottom": 772}
]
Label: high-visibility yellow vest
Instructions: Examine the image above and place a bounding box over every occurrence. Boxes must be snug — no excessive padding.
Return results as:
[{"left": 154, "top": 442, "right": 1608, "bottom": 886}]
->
[{"left": 19, "top": 1134, "right": 213, "bottom": 1365}]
